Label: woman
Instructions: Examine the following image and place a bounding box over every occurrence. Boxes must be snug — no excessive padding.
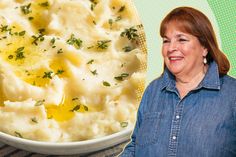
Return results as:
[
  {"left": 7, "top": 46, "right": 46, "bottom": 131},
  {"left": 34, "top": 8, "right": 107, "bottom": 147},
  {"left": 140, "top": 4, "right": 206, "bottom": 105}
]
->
[{"left": 120, "top": 7, "right": 236, "bottom": 157}]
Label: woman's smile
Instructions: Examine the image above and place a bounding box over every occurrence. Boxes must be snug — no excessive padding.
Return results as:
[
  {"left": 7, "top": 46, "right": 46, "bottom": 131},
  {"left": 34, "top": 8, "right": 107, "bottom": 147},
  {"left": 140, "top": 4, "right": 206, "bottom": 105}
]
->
[{"left": 168, "top": 56, "right": 184, "bottom": 61}]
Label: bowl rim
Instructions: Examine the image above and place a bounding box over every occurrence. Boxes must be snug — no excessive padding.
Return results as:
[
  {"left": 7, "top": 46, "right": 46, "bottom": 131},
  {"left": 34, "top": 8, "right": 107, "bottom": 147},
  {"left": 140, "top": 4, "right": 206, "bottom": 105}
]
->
[{"left": 0, "top": 128, "right": 132, "bottom": 147}]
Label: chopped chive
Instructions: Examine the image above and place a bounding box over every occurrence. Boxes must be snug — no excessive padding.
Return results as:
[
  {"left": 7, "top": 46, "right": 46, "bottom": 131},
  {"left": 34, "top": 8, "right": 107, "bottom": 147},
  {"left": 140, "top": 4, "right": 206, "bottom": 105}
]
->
[
  {"left": 122, "top": 46, "right": 133, "bottom": 52},
  {"left": 70, "top": 105, "right": 80, "bottom": 112},
  {"left": 72, "top": 97, "right": 79, "bottom": 101},
  {"left": 35, "top": 99, "right": 45, "bottom": 106},
  {"left": 118, "top": 5, "right": 125, "bottom": 12},
  {"left": 91, "top": 69, "right": 97, "bottom": 75},
  {"left": 15, "top": 131, "right": 23, "bottom": 138},
  {"left": 19, "top": 30, "right": 26, "bottom": 36},
  {"left": 66, "top": 34, "right": 83, "bottom": 49},
  {"left": 42, "top": 71, "right": 53, "bottom": 79},
  {"left": 120, "top": 121, "right": 128, "bottom": 128},
  {"left": 120, "top": 26, "right": 138, "bottom": 41},
  {"left": 8, "top": 55, "right": 13, "bottom": 59},
  {"left": 50, "top": 37, "right": 55, "bottom": 45},
  {"left": 28, "top": 17, "right": 34, "bottom": 20},
  {"left": 39, "top": 1, "right": 49, "bottom": 7},
  {"left": 108, "top": 19, "right": 113, "bottom": 29},
  {"left": 20, "top": 3, "right": 31, "bottom": 15},
  {"left": 103, "top": 81, "right": 111, "bottom": 86},
  {"left": 56, "top": 69, "right": 64, "bottom": 75},
  {"left": 15, "top": 47, "right": 25, "bottom": 60},
  {"left": 31, "top": 117, "right": 38, "bottom": 123},
  {"left": 114, "top": 73, "right": 129, "bottom": 81},
  {"left": 87, "top": 59, "right": 94, "bottom": 64},
  {"left": 96, "top": 40, "right": 111, "bottom": 50},
  {"left": 57, "top": 48, "right": 63, "bottom": 54},
  {"left": 115, "top": 16, "right": 122, "bottom": 22},
  {"left": 83, "top": 105, "right": 88, "bottom": 111}
]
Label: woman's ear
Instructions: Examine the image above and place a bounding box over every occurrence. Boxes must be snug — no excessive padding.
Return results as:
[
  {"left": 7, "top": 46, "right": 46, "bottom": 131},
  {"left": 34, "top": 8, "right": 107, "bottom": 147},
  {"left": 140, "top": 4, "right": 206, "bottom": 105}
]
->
[{"left": 203, "top": 48, "right": 208, "bottom": 57}]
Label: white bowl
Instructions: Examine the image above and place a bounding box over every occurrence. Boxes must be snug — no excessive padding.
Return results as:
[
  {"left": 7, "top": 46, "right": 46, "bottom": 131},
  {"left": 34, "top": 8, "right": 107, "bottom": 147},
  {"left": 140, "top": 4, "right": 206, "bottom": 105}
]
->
[{"left": 0, "top": 129, "right": 131, "bottom": 155}]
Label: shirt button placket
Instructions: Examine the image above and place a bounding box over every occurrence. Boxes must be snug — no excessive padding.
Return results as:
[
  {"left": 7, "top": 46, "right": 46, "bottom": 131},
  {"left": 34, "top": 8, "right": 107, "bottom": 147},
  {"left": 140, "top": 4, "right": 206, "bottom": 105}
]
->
[{"left": 168, "top": 100, "right": 183, "bottom": 157}]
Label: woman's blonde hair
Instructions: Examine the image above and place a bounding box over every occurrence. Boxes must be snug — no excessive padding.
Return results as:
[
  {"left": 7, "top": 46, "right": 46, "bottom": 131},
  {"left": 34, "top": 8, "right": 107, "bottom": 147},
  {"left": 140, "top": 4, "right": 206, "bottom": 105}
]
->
[{"left": 160, "top": 7, "right": 230, "bottom": 75}]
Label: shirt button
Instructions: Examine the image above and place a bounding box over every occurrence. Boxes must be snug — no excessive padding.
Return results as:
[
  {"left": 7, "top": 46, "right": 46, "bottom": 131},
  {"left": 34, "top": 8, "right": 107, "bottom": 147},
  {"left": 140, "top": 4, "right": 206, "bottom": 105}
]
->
[
  {"left": 172, "top": 136, "right": 177, "bottom": 140},
  {"left": 176, "top": 115, "right": 180, "bottom": 119}
]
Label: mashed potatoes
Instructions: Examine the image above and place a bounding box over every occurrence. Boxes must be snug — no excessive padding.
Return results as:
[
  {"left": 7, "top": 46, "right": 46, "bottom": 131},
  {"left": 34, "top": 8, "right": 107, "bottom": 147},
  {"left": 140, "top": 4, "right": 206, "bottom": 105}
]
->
[{"left": 0, "top": 0, "right": 146, "bottom": 142}]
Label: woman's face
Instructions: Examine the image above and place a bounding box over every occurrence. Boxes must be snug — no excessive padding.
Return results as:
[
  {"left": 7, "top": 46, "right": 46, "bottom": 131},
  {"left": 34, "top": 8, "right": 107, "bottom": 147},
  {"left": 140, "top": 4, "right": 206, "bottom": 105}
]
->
[{"left": 162, "top": 23, "right": 207, "bottom": 78}]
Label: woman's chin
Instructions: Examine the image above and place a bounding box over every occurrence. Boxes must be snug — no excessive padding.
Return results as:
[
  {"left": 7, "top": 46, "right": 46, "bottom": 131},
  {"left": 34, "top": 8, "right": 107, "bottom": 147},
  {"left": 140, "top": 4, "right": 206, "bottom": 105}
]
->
[{"left": 167, "top": 65, "right": 184, "bottom": 76}]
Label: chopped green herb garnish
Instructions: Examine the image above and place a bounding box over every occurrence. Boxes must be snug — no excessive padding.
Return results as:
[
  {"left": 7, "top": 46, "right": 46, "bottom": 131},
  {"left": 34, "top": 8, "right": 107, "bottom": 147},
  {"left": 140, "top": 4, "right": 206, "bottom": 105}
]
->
[
  {"left": 87, "top": 59, "right": 94, "bottom": 64},
  {"left": 38, "top": 28, "right": 46, "bottom": 34},
  {"left": 25, "top": 70, "right": 31, "bottom": 76},
  {"left": 31, "top": 117, "right": 38, "bottom": 123},
  {"left": 15, "top": 47, "right": 25, "bottom": 60},
  {"left": 16, "top": 47, "right": 24, "bottom": 52},
  {"left": 19, "top": 30, "right": 26, "bottom": 36},
  {"left": 50, "top": 37, "right": 55, "bottom": 45},
  {"left": 70, "top": 105, "right": 80, "bottom": 112},
  {"left": 91, "top": 69, "right": 98, "bottom": 75},
  {"left": 28, "top": 17, "right": 34, "bottom": 20},
  {"left": 57, "top": 48, "right": 63, "bottom": 54},
  {"left": 118, "top": 5, "right": 125, "bottom": 12},
  {"left": 35, "top": 99, "right": 45, "bottom": 106},
  {"left": 83, "top": 105, "right": 88, "bottom": 111},
  {"left": 120, "top": 121, "right": 128, "bottom": 128},
  {"left": 96, "top": 40, "right": 111, "bottom": 50},
  {"left": 15, "top": 131, "right": 23, "bottom": 138},
  {"left": 72, "top": 97, "right": 79, "bottom": 101},
  {"left": 66, "top": 34, "right": 83, "bottom": 49},
  {"left": 108, "top": 19, "right": 113, "bottom": 29},
  {"left": 20, "top": 3, "right": 31, "bottom": 15},
  {"left": 56, "top": 69, "right": 64, "bottom": 75},
  {"left": 31, "top": 34, "right": 44, "bottom": 45},
  {"left": 91, "top": 4, "right": 95, "bottom": 10},
  {"left": 0, "top": 25, "right": 10, "bottom": 33},
  {"left": 114, "top": 73, "right": 129, "bottom": 81},
  {"left": 120, "top": 26, "right": 138, "bottom": 41},
  {"left": 87, "top": 46, "right": 94, "bottom": 49},
  {"left": 39, "top": 1, "right": 49, "bottom": 7},
  {"left": 115, "top": 16, "right": 122, "bottom": 22},
  {"left": 122, "top": 46, "right": 133, "bottom": 52},
  {"left": 90, "top": 0, "right": 97, "bottom": 11},
  {"left": 8, "top": 55, "right": 13, "bottom": 59},
  {"left": 103, "top": 81, "right": 111, "bottom": 86},
  {"left": 42, "top": 71, "right": 53, "bottom": 79}
]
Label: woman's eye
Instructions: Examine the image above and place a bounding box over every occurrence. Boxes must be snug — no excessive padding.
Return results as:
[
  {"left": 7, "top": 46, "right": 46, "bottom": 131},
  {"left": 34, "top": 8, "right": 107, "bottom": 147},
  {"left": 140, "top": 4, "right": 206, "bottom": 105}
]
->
[
  {"left": 178, "top": 38, "right": 188, "bottom": 42},
  {"left": 163, "top": 40, "right": 170, "bottom": 43}
]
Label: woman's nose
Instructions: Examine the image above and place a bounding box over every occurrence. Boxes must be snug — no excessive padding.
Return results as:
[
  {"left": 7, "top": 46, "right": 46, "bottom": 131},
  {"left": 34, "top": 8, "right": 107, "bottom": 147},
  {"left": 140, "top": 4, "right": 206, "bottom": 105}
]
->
[{"left": 168, "top": 40, "right": 177, "bottom": 52}]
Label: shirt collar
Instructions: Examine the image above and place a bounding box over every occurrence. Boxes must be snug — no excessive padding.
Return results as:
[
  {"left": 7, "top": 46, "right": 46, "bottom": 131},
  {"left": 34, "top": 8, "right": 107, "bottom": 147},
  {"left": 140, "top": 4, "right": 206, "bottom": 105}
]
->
[{"left": 160, "top": 61, "right": 221, "bottom": 91}]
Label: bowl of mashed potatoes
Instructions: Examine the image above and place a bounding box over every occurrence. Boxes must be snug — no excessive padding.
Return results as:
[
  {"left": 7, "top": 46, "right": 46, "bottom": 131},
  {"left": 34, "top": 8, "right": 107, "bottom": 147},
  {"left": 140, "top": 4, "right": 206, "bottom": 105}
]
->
[{"left": 0, "top": 0, "right": 147, "bottom": 154}]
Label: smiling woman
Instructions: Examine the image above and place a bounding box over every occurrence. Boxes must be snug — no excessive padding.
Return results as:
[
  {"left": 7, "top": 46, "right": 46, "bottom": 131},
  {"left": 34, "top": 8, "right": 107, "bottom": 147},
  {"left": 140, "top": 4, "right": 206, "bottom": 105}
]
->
[{"left": 120, "top": 7, "right": 236, "bottom": 157}]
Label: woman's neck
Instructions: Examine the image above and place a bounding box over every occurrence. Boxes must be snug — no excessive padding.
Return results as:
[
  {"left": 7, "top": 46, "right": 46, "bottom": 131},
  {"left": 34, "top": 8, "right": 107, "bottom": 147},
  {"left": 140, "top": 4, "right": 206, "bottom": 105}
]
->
[{"left": 175, "top": 65, "right": 208, "bottom": 98}]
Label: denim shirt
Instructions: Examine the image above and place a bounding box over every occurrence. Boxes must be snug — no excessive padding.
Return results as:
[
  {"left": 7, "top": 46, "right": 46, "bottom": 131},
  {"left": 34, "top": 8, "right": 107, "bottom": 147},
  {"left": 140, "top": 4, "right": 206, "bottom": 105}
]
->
[{"left": 120, "top": 61, "right": 236, "bottom": 157}]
